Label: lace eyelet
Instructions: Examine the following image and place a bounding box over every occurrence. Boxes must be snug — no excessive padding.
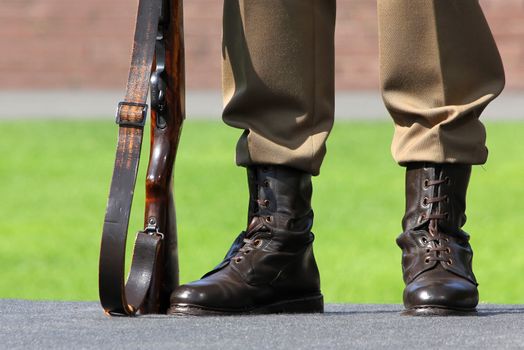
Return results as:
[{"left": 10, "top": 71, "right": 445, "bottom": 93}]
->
[
  {"left": 424, "top": 257, "right": 430, "bottom": 264},
  {"left": 423, "top": 179, "right": 430, "bottom": 189},
  {"left": 421, "top": 237, "right": 428, "bottom": 244},
  {"left": 447, "top": 259, "right": 453, "bottom": 265},
  {"left": 263, "top": 180, "right": 270, "bottom": 187},
  {"left": 234, "top": 257, "right": 243, "bottom": 264},
  {"left": 422, "top": 197, "right": 429, "bottom": 207},
  {"left": 426, "top": 248, "right": 430, "bottom": 253},
  {"left": 446, "top": 248, "right": 451, "bottom": 254},
  {"left": 263, "top": 199, "right": 270, "bottom": 207},
  {"left": 265, "top": 216, "right": 272, "bottom": 223},
  {"left": 254, "top": 239, "right": 263, "bottom": 248},
  {"left": 445, "top": 176, "right": 450, "bottom": 185},
  {"left": 419, "top": 214, "right": 426, "bottom": 223}
]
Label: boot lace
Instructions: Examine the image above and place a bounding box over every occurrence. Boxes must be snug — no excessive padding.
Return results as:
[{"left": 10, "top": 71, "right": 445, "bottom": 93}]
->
[
  {"left": 421, "top": 177, "right": 453, "bottom": 265},
  {"left": 233, "top": 173, "right": 277, "bottom": 264},
  {"left": 233, "top": 216, "right": 268, "bottom": 264}
]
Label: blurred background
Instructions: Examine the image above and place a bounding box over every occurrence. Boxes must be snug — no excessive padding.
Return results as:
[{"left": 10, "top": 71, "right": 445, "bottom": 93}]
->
[
  {"left": 1, "top": 0, "right": 523, "bottom": 118},
  {"left": 1, "top": 0, "right": 524, "bottom": 304}
]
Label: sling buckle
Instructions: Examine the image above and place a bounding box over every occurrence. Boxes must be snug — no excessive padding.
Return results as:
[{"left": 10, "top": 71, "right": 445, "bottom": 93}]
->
[{"left": 115, "top": 101, "right": 148, "bottom": 127}]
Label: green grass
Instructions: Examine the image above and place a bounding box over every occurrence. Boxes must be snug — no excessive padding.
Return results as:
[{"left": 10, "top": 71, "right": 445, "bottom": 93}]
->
[{"left": 1, "top": 120, "right": 523, "bottom": 304}]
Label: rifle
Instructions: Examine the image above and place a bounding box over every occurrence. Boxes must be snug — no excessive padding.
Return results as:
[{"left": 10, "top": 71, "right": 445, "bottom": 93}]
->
[{"left": 98, "top": 0, "right": 184, "bottom": 315}]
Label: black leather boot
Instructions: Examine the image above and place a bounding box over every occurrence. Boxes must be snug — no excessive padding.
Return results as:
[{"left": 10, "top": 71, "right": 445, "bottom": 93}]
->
[
  {"left": 397, "top": 163, "right": 478, "bottom": 316},
  {"left": 168, "top": 165, "right": 323, "bottom": 315}
]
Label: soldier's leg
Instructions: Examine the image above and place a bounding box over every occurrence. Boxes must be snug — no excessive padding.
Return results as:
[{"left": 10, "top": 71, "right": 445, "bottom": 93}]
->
[
  {"left": 222, "top": 0, "right": 336, "bottom": 176},
  {"left": 378, "top": 0, "right": 505, "bottom": 315},
  {"left": 169, "top": 0, "right": 336, "bottom": 315}
]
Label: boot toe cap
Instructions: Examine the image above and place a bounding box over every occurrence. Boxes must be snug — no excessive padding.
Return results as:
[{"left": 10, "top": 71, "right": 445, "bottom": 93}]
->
[
  {"left": 170, "top": 283, "right": 208, "bottom": 306},
  {"left": 169, "top": 275, "right": 252, "bottom": 313},
  {"left": 169, "top": 280, "right": 228, "bottom": 308},
  {"left": 404, "top": 276, "right": 478, "bottom": 311}
]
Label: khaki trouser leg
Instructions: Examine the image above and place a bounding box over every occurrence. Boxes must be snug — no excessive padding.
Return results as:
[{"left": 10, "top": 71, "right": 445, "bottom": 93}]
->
[
  {"left": 222, "top": 0, "right": 336, "bottom": 176},
  {"left": 378, "top": 0, "right": 505, "bottom": 165}
]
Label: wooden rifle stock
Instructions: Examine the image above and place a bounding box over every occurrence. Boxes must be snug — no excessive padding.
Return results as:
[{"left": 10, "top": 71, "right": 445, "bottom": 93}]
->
[
  {"left": 143, "top": 0, "right": 185, "bottom": 313},
  {"left": 98, "top": 0, "right": 184, "bottom": 315}
]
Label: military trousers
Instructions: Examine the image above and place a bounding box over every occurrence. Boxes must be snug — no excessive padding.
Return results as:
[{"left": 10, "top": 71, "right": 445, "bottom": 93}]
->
[{"left": 222, "top": 0, "right": 505, "bottom": 175}]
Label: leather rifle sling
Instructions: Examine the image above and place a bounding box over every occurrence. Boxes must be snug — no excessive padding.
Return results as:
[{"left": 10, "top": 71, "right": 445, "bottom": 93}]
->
[{"left": 99, "top": 0, "right": 164, "bottom": 316}]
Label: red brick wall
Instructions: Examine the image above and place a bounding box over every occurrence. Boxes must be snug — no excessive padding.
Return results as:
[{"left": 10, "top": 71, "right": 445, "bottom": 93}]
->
[{"left": 1, "top": 0, "right": 522, "bottom": 90}]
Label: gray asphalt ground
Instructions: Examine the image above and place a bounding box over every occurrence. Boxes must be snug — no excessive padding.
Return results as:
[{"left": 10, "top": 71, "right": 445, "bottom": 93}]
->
[
  {"left": 1, "top": 300, "right": 523, "bottom": 349},
  {"left": 0, "top": 90, "right": 522, "bottom": 120}
]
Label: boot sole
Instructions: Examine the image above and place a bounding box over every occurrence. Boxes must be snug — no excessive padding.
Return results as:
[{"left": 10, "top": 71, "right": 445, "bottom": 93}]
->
[
  {"left": 402, "top": 306, "right": 478, "bottom": 317},
  {"left": 167, "top": 294, "right": 324, "bottom": 316}
]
